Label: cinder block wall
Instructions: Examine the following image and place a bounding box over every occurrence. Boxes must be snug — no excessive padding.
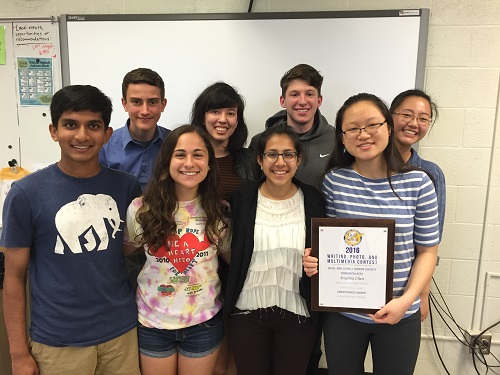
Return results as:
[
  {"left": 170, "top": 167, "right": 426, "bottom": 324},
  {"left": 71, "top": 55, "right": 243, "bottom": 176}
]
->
[{"left": 2, "top": 1, "right": 499, "bottom": 374}]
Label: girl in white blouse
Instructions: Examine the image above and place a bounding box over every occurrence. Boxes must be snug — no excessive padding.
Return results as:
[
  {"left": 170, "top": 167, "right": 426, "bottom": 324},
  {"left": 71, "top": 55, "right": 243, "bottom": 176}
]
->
[{"left": 224, "top": 124, "right": 325, "bottom": 375}]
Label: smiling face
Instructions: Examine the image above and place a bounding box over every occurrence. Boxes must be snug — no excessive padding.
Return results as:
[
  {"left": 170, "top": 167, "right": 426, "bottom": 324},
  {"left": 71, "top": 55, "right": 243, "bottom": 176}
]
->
[
  {"left": 204, "top": 107, "right": 238, "bottom": 147},
  {"left": 342, "top": 101, "right": 390, "bottom": 166},
  {"left": 280, "top": 79, "right": 322, "bottom": 133},
  {"left": 392, "top": 95, "right": 432, "bottom": 150},
  {"left": 258, "top": 134, "right": 301, "bottom": 190},
  {"left": 169, "top": 132, "right": 210, "bottom": 201},
  {"left": 122, "top": 83, "right": 167, "bottom": 141},
  {"left": 49, "top": 110, "right": 112, "bottom": 177}
]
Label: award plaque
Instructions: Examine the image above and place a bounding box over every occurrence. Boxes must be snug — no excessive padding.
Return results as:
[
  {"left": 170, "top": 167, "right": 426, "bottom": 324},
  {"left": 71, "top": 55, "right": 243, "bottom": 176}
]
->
[{"left": 311, "top": 218, "right": 395, "bottom": 314}]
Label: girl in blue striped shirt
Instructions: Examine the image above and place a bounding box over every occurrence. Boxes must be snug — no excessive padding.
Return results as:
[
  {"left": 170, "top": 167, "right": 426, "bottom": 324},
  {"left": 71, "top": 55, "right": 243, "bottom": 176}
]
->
[{"left": 303, "top": 93, "right": 439, "bottom": 375}]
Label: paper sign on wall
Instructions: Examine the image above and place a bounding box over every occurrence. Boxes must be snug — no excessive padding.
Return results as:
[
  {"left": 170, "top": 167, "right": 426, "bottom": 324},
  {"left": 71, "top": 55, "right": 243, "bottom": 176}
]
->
[
  {"left": 14, "top": 23, "right": 57, "bottom": 57},
  {"left": 0, "top": 25, "right": 6, "bottom": 65},
  {"left": 17, "top": 57, "right": 53, "bottom": 106}
]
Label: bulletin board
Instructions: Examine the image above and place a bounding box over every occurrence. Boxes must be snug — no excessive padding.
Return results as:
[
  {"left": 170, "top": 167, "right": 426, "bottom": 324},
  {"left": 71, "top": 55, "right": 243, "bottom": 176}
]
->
[{"left": 0, "top": 18, "right": 62, "bottom": 174}]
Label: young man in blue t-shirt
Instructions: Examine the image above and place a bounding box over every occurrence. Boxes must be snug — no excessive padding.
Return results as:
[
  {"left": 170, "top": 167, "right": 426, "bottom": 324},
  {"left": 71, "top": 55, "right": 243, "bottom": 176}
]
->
[{"left": 1, "top": 85, "right": 141, "bottom": 375}]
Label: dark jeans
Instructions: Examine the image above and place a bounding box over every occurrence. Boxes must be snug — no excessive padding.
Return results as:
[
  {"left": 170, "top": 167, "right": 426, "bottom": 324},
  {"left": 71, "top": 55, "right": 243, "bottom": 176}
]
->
[
  {"left": 306, "top": 325, "right": 323, "bottom": 375},
  {"left": 323, "top": 311, "right": 421, "bottom": 375},
  {"left": 229, "top": 307, "right": 316, "bottom": 375}
]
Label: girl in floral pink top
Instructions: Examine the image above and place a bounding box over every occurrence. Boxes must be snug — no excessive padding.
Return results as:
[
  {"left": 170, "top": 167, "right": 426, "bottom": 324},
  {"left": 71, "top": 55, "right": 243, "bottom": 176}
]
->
[{"left": 125, "top": 125, "right": 230, "bottom": 375}]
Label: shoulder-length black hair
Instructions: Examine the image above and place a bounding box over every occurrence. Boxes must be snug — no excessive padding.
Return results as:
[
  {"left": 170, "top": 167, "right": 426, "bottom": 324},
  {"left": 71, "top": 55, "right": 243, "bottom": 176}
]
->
[
  {"left": 191, "top": 82, "right": 248, "bottom": 152},
  {"left": 390, "top": 89, "right": 438, "bottom": 124}
]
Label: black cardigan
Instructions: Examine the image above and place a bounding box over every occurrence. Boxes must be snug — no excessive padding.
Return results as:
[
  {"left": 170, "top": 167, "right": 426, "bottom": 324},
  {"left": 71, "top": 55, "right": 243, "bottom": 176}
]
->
[{"left": 224, "top": 177, "right": 325, "bottom": 324}]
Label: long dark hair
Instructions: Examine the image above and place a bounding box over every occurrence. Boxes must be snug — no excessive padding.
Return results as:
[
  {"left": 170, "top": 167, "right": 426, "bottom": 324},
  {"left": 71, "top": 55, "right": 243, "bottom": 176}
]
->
[
  {"left": 137, "top": 124, "right": 229, "bottom": 253},
  {"left": 390, "top": 89, "right": 438, "bottom": 124},
  {"left": 256, "top": 123, "right": 302, "bottom": 159},
  {"left": 327, "top": 93, "right": 414, "bottom": 196},
  {"left": 191, "top": 82, "right": 248, "bottom": 152}
]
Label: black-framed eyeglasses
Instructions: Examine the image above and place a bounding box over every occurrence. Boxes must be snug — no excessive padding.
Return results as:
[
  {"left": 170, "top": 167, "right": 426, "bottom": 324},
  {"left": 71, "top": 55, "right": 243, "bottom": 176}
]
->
[
  {"left": 261, "top": 151, "right": 298, "bottom": 163},
  {"left": 342, "top": 121, "right": 386, "bottom": 139},
  {"left": 393, "top": 112, "right": 432, "bottom": 126}
]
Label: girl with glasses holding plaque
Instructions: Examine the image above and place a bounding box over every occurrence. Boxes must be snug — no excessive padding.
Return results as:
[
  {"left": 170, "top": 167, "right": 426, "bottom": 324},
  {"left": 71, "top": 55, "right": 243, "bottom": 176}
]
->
[
  {"left": 303, "top": 93, "right": 440, "bottom": 375},
  {"left": 390, "top": 89, "right": 445, "bottom": 322},
  {"left": 225, "top": 124, "right": 324, "bottom": 375}
]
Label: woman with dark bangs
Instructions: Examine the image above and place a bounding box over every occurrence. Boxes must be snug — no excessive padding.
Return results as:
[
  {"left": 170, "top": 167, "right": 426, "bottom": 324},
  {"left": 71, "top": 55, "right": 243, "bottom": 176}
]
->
[
  {"left": 191, "top": 82, "right": 255, "bottom": 375},
  {"left": 191, "top": 82, "right": 255, "bottom": 200}
]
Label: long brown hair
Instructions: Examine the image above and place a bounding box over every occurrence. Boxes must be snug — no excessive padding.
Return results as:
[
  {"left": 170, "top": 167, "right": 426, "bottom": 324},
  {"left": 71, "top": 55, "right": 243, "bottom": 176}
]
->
[
  {"left": 137, "top": 124, "right": 229, "bottom": 253},
  {"left": 327, "top": 93, "right": 415, "bottom": 198}
]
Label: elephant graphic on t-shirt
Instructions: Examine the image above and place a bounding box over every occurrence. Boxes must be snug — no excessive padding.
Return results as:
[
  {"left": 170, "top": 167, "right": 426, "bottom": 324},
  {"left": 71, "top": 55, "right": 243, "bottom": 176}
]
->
[{"left": 54, "top": 194, "right": 123, "bottom": 254}]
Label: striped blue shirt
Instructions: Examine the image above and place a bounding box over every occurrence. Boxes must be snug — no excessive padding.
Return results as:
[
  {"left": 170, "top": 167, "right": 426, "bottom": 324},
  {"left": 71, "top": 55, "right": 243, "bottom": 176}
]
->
[{"left": 322, "top": 167, "right": 440, "bottom": 323}]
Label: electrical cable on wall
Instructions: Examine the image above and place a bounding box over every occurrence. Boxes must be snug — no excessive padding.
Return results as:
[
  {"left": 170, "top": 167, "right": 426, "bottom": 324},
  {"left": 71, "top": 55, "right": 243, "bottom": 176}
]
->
[
  {"left": 428, "top": 278, "right": 500, "bottom": 374},
  {"left": 248, "top": 0, "right": 254, "bottom": 13},
  {"left": 429, "top": 303, "right": 451, "bottom": 375}
]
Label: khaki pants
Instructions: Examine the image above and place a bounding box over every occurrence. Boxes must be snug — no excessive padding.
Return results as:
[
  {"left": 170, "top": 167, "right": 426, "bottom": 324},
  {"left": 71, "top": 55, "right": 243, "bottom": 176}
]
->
[{"left": 29, "top": 327, "right": 140, "bottom": 375}]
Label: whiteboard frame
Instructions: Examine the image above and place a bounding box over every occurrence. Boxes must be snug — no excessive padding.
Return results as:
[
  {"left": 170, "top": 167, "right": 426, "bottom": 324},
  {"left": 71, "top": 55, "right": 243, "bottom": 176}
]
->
[{"left": 59, "top": 10, "right": 429, "bottom": 138}]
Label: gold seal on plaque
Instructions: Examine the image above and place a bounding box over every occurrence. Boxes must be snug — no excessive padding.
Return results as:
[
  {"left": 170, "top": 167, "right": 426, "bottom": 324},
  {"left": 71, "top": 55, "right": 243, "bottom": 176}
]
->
[{"left": 344, "top": 229, "right": 363, "bottom": 246}]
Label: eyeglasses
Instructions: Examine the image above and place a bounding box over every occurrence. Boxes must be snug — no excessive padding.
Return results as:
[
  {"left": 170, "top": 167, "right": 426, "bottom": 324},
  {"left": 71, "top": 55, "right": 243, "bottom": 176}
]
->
[
  {"left": 261, "top": 151, "right": 298, "bottom": 163},
  {"left": 393, "top": 112, "right": 432, "bottom": 126},
  {"left": 342, "top": 121, "right": 386, "bottom": 139}
]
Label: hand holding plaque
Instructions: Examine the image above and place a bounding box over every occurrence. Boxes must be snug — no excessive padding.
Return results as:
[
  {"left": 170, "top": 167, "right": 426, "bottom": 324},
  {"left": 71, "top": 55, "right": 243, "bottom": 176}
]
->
[{"left": 310, "top": 218, "right": 395, "bottom": 314}]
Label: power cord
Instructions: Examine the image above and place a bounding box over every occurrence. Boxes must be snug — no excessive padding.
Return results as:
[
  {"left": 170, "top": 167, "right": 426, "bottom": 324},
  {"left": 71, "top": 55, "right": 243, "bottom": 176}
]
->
[
  {"left": 428, "top": 299, "right": 451, "bottom": 374},
  {"left": 428, "top": 277, "right": 500, "bottom": 374},
  {"left": 472, "top": 320, "right": 500, "bottom": 375},
  {"left": 429, "top": 281, "right": 492, "bottom": 373}
]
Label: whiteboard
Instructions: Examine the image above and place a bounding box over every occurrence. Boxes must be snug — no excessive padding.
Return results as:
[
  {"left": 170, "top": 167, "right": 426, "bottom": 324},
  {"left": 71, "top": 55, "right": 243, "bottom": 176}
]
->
[{"left": 61, "top": 10, "right": 429, "bottom": 140}]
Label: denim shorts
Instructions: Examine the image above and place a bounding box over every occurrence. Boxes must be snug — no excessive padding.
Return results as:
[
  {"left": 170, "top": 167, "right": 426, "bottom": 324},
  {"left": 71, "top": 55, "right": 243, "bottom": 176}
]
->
[{"left": 138, "top": 310, "right": 224, "bottom": 359}]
